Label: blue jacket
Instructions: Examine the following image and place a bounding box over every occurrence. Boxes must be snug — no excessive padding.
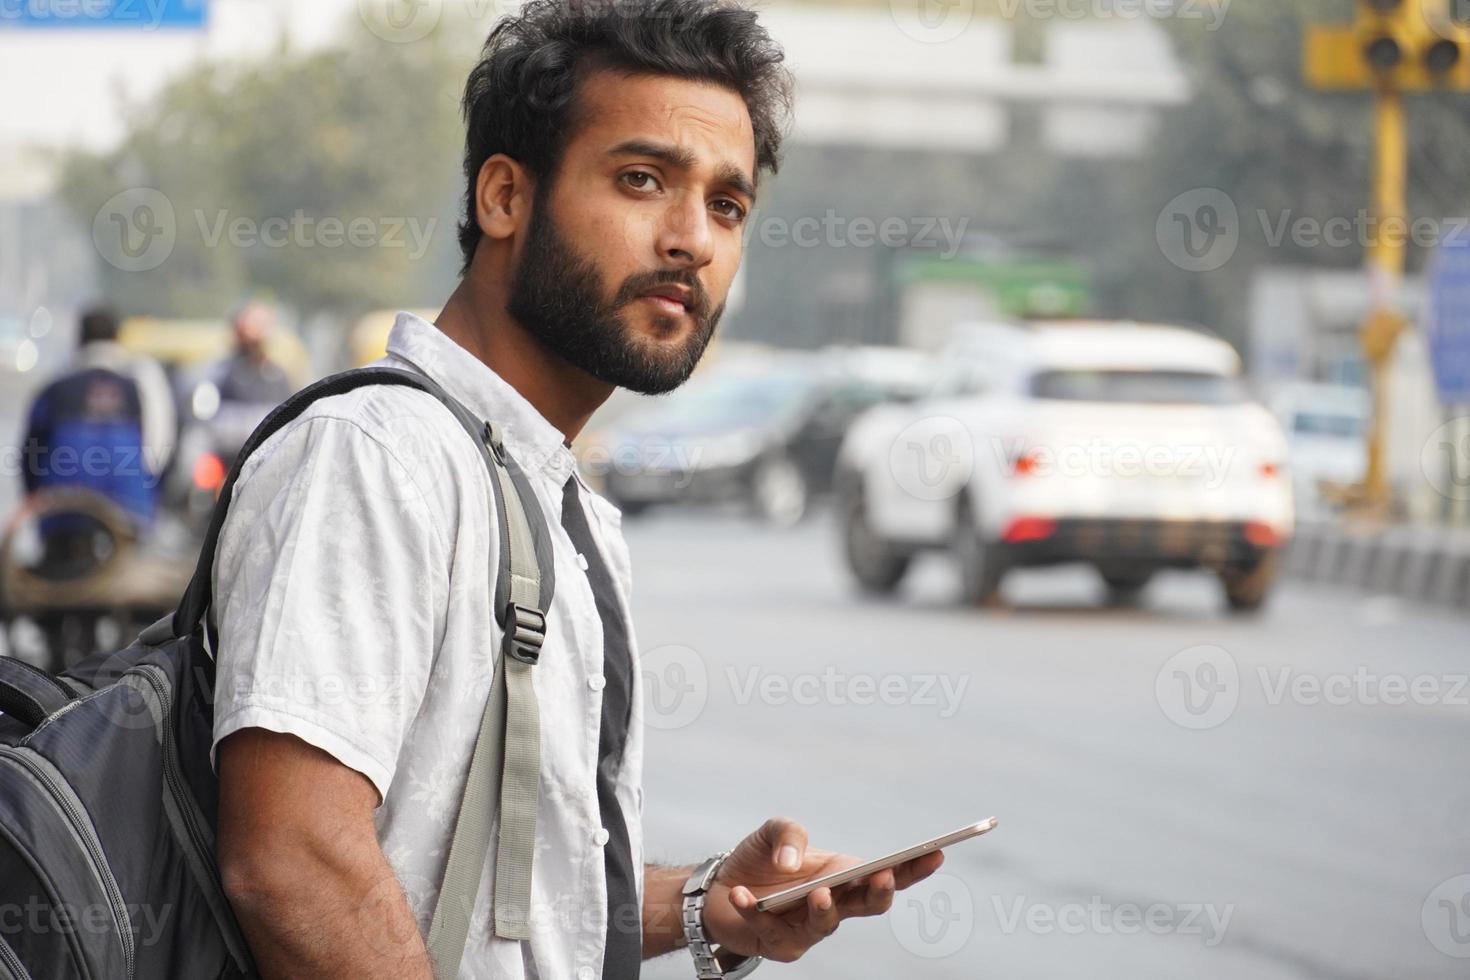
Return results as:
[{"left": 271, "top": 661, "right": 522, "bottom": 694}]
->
[{"left": 22, "top": 366, "right": 156, "bottom": 526}]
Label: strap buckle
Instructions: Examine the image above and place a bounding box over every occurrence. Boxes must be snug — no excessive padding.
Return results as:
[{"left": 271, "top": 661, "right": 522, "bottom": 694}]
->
[
  {"left": 482, "top": 421, "right": 508, "bottom": 464},
  {"left": 504, "top": 602, "right": 546, "bottom": 665}
]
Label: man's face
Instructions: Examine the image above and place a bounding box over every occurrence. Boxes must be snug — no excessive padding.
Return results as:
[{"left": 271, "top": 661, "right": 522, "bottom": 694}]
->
[
  {"left": 233, "top": 303, "right": 274, "bottom": 358},
  {"left": 506, "top": 71, "right": 756, "bottom": 395}
]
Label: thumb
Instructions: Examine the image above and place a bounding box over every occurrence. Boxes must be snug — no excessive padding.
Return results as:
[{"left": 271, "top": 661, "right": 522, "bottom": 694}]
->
[{"left": 757, "top": 817, "right": 808, "bottom": 873}]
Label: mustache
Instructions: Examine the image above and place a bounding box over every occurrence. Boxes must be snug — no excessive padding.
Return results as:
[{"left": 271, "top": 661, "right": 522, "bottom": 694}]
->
[{"left": 616, "top": 271, "right": 711, "bottom": 318}]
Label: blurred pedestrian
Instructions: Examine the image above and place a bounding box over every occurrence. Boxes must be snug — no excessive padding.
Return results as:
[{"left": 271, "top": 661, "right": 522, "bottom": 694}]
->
[
  {"left": 20, "top": 305, "right": 175, "bottom": 531},
  {"left": 212, "top": 299, "right": 294, "bottom": 407}
]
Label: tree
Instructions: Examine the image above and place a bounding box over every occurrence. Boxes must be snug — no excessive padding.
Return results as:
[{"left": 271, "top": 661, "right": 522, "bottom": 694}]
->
[
  {"left": 1114, "top": 0, "right": 1470, "bottom": 343},
  {"left": 59, "top": 25, "right": 470, "bottom": 326}
]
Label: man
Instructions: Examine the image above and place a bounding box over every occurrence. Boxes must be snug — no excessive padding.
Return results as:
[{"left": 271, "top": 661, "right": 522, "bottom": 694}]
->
[
  {"left": 212, "top": 2, "right": 944, "bottom": 978},
  {"left": 212, "top": 299, "right": 295, "bottom": 408},
  {"left": 21, "top": 306, "right": 175, "bottom": 529}
]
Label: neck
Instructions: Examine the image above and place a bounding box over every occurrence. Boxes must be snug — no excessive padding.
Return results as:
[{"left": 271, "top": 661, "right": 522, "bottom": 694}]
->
[{"left": 436, "top": 271, "right": 614, "bottom": 444}]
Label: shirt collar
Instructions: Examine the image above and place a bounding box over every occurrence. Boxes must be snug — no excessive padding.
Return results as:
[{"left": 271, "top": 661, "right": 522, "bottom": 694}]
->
[{"left": 385, "top": 311, "right": 578, "bottom": 485}]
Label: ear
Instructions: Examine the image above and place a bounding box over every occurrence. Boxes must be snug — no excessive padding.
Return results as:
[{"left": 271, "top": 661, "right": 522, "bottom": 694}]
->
[{"left": 475, "top": 154, "right": 532, "bottom": 241}]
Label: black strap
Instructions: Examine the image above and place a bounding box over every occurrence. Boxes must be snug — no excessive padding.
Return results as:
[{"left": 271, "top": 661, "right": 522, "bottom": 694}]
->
[
  {"left": 0, "top": 657, "right": 77, "bottom": 729},
  {"left": 170, "top": 367, "right": 555, "bottom": 638}
]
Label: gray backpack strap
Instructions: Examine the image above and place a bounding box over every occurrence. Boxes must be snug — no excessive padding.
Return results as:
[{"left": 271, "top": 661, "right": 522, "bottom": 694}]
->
[{"left": 427, "top": 421, "right": 549, "bottom": 975}]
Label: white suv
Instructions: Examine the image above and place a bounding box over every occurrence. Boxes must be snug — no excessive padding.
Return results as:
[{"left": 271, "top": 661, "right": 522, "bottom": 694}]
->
[{"left": 835, "top": 321, "right": 1294, "bottom": 612}]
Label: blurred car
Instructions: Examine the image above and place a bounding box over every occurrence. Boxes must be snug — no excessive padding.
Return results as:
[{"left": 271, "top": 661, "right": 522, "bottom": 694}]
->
[
  {"left": 836, "top": 320, "right": 1294, "bottom": 612},
  {"left": 1269, "top": 381, "right": 1369, "bottom": 520},
  {"left": 598, "top": 349, "right": 928, "bottom": 525}
]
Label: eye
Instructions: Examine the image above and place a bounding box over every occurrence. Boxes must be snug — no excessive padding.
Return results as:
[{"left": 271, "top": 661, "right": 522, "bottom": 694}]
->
[
  {"left": 711, "top": 198, "right": 748, "bottom": 223},
  {"left": 620, "top": 170, "right": 661, "bottom": 194}
]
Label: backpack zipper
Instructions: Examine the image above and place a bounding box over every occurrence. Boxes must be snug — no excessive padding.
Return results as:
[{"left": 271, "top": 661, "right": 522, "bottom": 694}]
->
[
  {"left": 136, "top": 667, "right": 221, "bottom": 892},
  {"left": 136, "top": 665, "right": 254, "bottom": 972},
  {"left": 0, "top": 747, "right": 134, "bottom": 979},
  {"left": 0, "top": 934, "right": 34, "bottom": 980}
]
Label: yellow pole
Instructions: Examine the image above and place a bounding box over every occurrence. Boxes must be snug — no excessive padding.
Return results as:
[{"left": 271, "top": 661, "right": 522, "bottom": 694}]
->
[{"left": 1360, "top": 86, "right": 1408, "bottom": 508}]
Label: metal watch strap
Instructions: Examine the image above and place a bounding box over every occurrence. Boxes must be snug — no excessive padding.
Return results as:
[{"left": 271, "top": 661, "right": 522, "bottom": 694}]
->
[{"left": 681, "top": 852, "right": 763, "bottom": 980}]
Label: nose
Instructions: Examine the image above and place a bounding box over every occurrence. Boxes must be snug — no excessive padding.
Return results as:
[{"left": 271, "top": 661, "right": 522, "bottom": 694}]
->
[{"left": 654, "top": 190, "right": 715, "bottom": 270}]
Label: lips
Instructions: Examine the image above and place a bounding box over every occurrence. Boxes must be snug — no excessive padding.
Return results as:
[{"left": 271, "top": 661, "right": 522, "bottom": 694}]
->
[{"left": 640, "top": 285, "right": 692, "bottom": 311}]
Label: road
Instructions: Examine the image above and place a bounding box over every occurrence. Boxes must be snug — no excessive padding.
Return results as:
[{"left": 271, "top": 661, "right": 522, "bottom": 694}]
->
[{"left": 626, "top": 510, "right": 1470, "bottom": 980}]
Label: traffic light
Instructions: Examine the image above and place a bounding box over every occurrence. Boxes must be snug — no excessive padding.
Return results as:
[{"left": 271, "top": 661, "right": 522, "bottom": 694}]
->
[
  {"left": 1359, "top": 0, "right": 1414, "bottom": 77},
  {"left": 1306, "top": 0, "right": 1470, "bottom": 91}
]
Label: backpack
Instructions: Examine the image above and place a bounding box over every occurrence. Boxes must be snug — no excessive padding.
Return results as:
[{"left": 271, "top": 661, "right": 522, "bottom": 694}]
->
[{"left": 0, "top": 367, "right": 555, "bottom": 980}]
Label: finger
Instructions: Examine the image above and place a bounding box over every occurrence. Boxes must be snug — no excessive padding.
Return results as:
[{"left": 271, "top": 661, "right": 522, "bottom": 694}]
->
[
  {"left": 757, "top": 816, "right": 810, "bottom": 873},
  {"left": 729, "top": 887, "right": 809, "bottom": 962},
  {"left": 804, "top": 887, "right": 840, "bottom": 941},
  {"left": 892, "top": 849, "right": 945, "bottom": 890},
  {"left": 834, "top": 869, "right": 897, "bottom": 919}
]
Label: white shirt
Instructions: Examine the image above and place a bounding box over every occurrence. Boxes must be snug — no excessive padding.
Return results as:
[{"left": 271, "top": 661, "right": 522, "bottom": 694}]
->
[{"left": 211, "top": 312, "right": 645, "bottom": 980}]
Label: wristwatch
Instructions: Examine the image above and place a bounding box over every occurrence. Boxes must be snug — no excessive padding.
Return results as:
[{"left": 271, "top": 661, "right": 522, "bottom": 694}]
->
[{"left": 681, "top": 852, "right": 764, "bottom": 979}]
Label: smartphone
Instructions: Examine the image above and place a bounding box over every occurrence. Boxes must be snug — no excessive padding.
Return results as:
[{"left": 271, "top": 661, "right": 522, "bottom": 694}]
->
[{"left": 752, "top": 817, "right": 998, "bottom": 913}]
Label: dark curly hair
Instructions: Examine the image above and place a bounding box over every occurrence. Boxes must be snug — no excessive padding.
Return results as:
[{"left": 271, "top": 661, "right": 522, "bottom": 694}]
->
[{"left": 456, "top": 0, "right": 794, "bottom": 274}]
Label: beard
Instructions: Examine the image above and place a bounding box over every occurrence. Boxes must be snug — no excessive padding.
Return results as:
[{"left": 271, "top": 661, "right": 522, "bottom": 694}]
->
[{"left": 506, "top": 187, "right": 725, "bottom": 396}]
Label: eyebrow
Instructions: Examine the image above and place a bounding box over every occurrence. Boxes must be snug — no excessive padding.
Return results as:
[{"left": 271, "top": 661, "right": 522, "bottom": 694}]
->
[{"left": 606, "top": 138, "right": 758, "bottom": 204}]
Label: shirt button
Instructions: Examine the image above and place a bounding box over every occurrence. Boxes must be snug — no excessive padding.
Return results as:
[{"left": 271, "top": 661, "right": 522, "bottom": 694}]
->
[
  {"left": 588, "top": 674, "right": 606, "bottom": 692},
  {"left": 593, "top": 827, "right": 611, "bottom": 846},
  {"left": 576, "top": 552, "right": 590, "bottom": 571},
  {"left": 578, "top": 968, "right": 595, "bottom": 980}
]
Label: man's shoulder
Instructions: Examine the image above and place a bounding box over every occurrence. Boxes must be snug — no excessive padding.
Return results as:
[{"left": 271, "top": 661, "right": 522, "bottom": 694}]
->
[{"left": 240, "top": 378, "right": 485, "bottom": 489}]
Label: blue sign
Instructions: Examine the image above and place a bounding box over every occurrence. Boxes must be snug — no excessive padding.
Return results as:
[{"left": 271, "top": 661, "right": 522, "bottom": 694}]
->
[
  {"left": 1426, "top": 232, "right": 1470, "bottom": 405},
  {"left": 0, "top": 0, "right": 207, "bottom": 29}
]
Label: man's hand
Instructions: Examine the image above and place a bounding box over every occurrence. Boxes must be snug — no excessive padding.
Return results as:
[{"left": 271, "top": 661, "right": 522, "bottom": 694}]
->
[{"left": 701, "top": 817, "right": 945, "bottom": 963}]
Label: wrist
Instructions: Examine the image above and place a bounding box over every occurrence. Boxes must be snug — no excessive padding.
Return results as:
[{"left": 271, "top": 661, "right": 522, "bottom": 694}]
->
[
  {"left": 644, "top": 863, "right": 699, "bottom": 957},
  {"left": 681, "top": 853, "right": 763, "bottom": 979}
]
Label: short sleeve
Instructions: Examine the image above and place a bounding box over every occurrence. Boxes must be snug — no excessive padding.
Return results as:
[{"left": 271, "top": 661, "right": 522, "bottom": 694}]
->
[{"left": 210, "top": 414, "right": 448, "bottom": 804}]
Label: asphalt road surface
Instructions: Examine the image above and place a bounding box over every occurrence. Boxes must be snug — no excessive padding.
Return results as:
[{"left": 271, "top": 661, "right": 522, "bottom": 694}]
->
[{"left": 627, "top": 510, "right": 1470, "bottom": 980}]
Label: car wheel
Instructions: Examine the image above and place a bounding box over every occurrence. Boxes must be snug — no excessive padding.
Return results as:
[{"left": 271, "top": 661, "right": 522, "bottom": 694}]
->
[
  {"left": 1099, "top": 567, "right": 1154, "bottom": 607},
  {"left": 954, "top": 494, "right": 1005, "bottom": 607},
  {"left": 752, "top": 455, "right": 808, "bottom": 527},
  {"left": 1220, "top": 551, "right": 1278, "bottom": 614},
  {"left": 840, "top": 483, "right": 911, "bottom": 595}
]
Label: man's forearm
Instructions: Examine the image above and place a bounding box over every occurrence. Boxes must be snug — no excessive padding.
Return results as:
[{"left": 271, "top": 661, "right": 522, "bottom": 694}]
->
[
  {"left": 642, "top": 862, "right": 697, "bottom": 958},
  {"left": 223, "top": 848, "right": 434, "bottom": 978}
]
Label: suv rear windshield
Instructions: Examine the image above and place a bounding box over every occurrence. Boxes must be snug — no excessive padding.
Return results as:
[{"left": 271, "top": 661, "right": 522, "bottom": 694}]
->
[{"left": 1030, "top": 370, "right": 1246, "bottom": 405}]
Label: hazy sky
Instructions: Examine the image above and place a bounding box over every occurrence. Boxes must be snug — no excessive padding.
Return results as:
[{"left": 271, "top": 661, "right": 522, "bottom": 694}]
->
[{"left": 0, "top": 0, "right": 367, "bottom": 152}]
